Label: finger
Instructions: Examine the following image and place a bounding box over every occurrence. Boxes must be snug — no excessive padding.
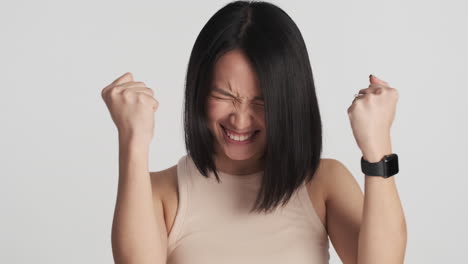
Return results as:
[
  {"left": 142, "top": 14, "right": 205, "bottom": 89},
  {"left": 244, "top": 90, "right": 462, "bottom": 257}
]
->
[
  {"left": 151, "top": 97, "right": 159, "bottom": 111},
  {"left": 103, "top": 73, "right": 135, "bottom": 95},
  {"left": 358, "top": 84, "right": 386, "bottom": 95},
  {"left": 357, "top": 88, "right": 369, "bottom": 94},
  {"left": 112, "top": 72, "right": 134, "bottom": 86},
  {"left": 135, "top": 87, "right": 154, "bottom": 97},
  {"left": 132, "top": 92, "right": 159, "bottom": 110},
  {"left": 353, "top": 93, "right": 364, "bottom": 101},
  {"left": 357, "top": 88, "right": 373, "bottom": 95},
  {"left": 368, "top": 83, "right": 389, "bottom": 89},
  {"left": 369, "top": 74, "right": 389, "bottom": 85},
  {"left": 141, "top": 94, "right": 159, "bottom": 111},
  {"left": 122, "top": 86, "right": 154, "bottom": 97},
  {"left": 114, "top": 81, "right": 148, "bottom": 92},
  {"left": 347, "top": 103, "right": 354, "bottom": 115}
]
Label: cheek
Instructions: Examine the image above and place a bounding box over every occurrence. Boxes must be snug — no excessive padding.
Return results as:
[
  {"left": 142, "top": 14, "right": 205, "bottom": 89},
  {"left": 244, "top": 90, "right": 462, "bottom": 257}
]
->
[
  {"left": 206, "top": 100, "right": 228, "bottom": 127},
  {"left": 207, "top": 99, "right": 230, "bottom": 115}
]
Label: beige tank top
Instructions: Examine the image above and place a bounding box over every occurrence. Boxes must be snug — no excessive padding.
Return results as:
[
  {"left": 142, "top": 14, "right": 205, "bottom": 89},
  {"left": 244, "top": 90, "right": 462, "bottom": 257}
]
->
[{"left": 166, "top": 154, "right": 330, "bottom": 264}]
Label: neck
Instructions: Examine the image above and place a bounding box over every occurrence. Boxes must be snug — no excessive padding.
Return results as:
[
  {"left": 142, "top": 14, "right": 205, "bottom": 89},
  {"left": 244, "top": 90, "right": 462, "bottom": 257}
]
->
[{"left": 213, "top": 152, "right": 265, "bottom": 176}]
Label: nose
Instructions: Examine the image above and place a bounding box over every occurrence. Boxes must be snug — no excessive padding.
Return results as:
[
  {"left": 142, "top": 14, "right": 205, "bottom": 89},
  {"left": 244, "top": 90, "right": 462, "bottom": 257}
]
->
[{"left": 229, "top": 100, "right": 256, "bottom": 130}]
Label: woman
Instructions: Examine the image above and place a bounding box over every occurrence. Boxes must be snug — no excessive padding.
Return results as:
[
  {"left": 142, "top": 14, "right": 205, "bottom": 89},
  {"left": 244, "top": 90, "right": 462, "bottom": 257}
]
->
[{"left": 102, "top": 1, "right": 407, "bottom": 263}]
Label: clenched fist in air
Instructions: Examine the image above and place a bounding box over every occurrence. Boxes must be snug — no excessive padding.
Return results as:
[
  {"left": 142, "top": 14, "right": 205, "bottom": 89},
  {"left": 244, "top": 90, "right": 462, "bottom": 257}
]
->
[
  {"left": 347, "top": 74, "right": 399, "bottom": 161},
  {"left": 101, "top": 72, "right": 159, "bottom": 146}
]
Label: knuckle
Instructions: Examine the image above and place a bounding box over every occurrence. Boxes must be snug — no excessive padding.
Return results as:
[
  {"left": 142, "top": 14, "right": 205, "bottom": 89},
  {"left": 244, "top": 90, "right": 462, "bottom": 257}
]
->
[
  {"left": 121, "top": 89, "right": 133, "bottom": 99},
  {"left": 113, "top": 85, "right": 123, "bottom": 93},
  {"left": 137, "top": 92, "right": 147, "bottom": 102},
  {"left": 101, "top": 87, "right": 107, "bottom": 98},
  {"left": 109, "top": 86, "right": 120, "bottom": 97},
  {"left": 154, "top": 100, "right": 160, "bottom": 110},
  {"left": 393, "top": 89, "right": 400, "bottom": 99}
]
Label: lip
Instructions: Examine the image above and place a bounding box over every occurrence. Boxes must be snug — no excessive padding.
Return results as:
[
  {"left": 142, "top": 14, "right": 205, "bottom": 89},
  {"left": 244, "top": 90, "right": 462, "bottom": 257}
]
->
[
  {"left": 222, "top": 125, "right": 257, "bottom": 136},
  {"left": 221, "top": 125, "right": 259, "bottom": 145}
]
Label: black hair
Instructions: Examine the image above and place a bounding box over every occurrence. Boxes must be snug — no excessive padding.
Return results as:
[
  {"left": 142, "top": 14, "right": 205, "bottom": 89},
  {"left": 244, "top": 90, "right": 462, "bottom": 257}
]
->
[{"left": 183, "top": 0, "right": 322, "bottom": 214}]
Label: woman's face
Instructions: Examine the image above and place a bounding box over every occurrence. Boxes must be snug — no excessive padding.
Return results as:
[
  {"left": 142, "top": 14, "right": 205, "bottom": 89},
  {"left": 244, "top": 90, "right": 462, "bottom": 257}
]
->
[{"left": 206, "top": 49, "right": 267, "bottom": 163}]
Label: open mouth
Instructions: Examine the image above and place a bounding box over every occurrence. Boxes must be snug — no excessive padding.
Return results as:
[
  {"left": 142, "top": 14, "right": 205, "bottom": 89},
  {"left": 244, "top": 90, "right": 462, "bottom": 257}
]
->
[{"left": 220, "top": 125, "right": 259, "bottom": 144}]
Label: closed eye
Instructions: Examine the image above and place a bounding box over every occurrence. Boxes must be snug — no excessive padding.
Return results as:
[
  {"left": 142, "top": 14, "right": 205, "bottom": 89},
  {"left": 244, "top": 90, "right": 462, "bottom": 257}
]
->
[
  {"left": 210, "top": 94, "right": 232, "bottom": 101},
  {"left": 210, "top": 91, "right": 264, "bottom": 107}
]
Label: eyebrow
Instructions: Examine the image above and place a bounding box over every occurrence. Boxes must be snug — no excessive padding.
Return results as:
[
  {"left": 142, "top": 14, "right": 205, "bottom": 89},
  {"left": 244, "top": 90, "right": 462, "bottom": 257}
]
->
[{"left": 212, "top": 87, "right": 264, "bottom": 100}]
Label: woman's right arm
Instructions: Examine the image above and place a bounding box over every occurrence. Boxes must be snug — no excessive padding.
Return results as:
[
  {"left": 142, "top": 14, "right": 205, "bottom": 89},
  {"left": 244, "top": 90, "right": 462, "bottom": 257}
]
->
[
  {"left": 101, "top": 72, "right": 166, "bottom": 264},
  {"left": 111, "top": 136, "right": 168, "bottom": 264}
]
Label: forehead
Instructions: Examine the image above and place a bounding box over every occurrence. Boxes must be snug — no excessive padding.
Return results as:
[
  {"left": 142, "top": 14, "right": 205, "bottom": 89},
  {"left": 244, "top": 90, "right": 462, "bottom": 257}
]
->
[{"left": 211, "top": 49, "right": 261, "bottom": 96}]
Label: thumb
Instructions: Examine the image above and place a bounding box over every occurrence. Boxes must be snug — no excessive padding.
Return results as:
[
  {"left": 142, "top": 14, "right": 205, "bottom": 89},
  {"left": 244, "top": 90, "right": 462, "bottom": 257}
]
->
[{"left": 369, "top": 74, "right": 389, "bottom": 85}]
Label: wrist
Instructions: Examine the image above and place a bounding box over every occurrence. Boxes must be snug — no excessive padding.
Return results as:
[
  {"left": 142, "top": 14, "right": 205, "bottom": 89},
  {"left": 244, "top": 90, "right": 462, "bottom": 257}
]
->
[
  {"left": 119, "top": 136, "right": 150, "bottom": 154},
  {"left": 362, "top": 147, "right": 393, "bottom": 163},
  {"left": 119, "top": 132, "right": 150, "bottom": 147}
]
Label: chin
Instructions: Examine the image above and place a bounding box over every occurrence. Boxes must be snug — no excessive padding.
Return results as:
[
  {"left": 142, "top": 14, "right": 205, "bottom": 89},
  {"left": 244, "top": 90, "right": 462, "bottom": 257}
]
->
[{"left": 222, "top": 150, "right": 257, "bottom": 161}]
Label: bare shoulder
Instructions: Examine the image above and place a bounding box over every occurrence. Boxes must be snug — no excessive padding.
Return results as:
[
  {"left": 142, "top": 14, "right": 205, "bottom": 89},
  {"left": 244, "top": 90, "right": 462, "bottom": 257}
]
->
[
  {"left": 305, "top": 158, "right": 341, "bottom": 200},
  {"left": 307, "top": 158, "right": 336, "bottom": 193},
  {"left": 305, "top": 158, "right": 349, "bottom": 232},
  {"left": 307, "top": 158, "right": 352, "bottom": 195}
]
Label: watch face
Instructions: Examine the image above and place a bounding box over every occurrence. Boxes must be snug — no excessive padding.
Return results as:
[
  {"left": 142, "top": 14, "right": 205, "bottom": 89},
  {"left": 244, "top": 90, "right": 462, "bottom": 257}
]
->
[{"left": 384, "top": 154, "right": 399, "bottom": 177}]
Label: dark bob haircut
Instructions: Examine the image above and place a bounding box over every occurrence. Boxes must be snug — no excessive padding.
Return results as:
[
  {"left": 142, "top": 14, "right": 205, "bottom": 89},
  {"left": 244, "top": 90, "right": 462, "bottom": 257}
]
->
[{"left": 183, "top": 0, "right": 322, "bottom": 214}]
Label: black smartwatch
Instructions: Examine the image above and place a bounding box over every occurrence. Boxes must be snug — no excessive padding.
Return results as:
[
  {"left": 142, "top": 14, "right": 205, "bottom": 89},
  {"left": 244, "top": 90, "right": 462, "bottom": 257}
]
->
[{"left": 361, "top": 153, "right": 399, "bottom": 178}]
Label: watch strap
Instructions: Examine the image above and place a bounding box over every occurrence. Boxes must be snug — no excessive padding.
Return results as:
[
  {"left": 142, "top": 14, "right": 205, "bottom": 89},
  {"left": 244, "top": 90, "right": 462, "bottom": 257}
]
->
[{"left": 361, "top": 153, "right": 399, "bottom": 178}]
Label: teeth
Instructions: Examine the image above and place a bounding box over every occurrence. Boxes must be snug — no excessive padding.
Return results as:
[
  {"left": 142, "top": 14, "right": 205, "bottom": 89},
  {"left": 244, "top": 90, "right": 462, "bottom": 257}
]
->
[{"left": 225, "top": 128, "right": 255, "bottom": 141}]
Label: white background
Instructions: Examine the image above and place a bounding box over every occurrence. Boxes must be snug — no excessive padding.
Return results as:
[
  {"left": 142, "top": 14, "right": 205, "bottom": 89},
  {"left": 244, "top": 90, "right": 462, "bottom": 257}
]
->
[{"left": 1, "top": 0, "right": 467, "bottom": 263}]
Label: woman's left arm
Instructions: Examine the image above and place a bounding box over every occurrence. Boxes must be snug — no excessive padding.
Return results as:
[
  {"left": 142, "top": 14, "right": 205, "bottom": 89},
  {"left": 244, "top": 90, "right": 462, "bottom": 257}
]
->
[
  {"left": 323, "top": 152, "right": 406, "bottom": 264},
  {"left": 349, "top": 74, "right": 407, "bottom": 263},
  {"left": 358, "top": 144, "right": 407, "bottom": 264}
]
